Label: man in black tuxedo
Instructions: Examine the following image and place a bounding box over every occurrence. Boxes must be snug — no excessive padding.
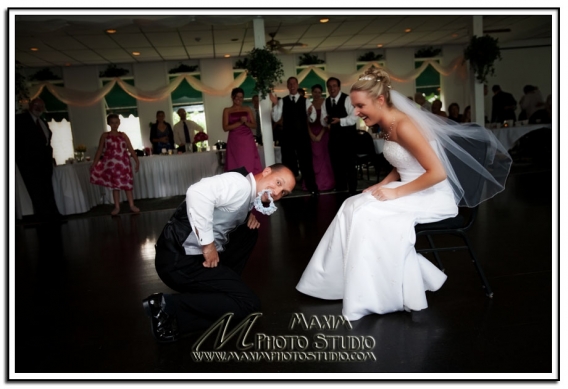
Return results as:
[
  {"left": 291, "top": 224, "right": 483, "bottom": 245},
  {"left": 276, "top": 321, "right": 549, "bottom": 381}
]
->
[
  {"left": 321, "top": 77, "right": 359, "bottom": 195},
  {"left": 15, "top": 98, "right": 64, "bottom": 223}
]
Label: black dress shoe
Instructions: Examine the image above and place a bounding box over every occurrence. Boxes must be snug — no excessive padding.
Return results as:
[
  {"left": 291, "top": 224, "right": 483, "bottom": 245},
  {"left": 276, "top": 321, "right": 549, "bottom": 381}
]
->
[{"left": 142, "top": 293, "right": 179, "bottom": 343}]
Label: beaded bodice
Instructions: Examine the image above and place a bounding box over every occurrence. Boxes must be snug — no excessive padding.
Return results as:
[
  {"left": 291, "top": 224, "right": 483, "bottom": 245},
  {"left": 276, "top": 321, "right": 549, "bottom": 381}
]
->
[{"left": 383, "top": 141, "right": 425, "bottom": 182}]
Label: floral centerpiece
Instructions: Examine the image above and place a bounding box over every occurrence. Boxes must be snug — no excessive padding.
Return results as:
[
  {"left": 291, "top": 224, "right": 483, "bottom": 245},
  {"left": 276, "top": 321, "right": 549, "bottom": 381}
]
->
[
  {"left": 74, "top": 144, "right": 87, "bottom": 162},
  {"left": 194, "top": 131, "right": 209, "bottom": 152}
]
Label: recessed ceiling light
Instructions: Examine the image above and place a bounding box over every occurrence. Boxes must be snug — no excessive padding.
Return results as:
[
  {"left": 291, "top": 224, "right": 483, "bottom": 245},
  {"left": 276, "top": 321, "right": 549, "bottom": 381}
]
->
[
  {"left": 106, "top": 29, "right": 117, "bottom": 34},
  {"left": 65, "top": 62, "right": 71, "bottom": 66},
  {"left": 224, "top": 54, "right": 231, "bottom": 58},
  {"left": 132, "top": 51, "right": 140, "bottom": 56},
  {"left": 30, "top": 47, "right": 38, "bottom": 51},
  {"left": 302, "top": 44, "right": 308, "bottom": 47},
  {"left": 377, "top": 44, "right": 383, "bottom": 48},
  {"left": 320, "top": 18, "right": 329, "bottom": 23},
  {"left": 452, "top": 33, "right": 458, "bottom": 38},
  {"left": 405, "top": 28, "right": 412, "bottom": 33}
]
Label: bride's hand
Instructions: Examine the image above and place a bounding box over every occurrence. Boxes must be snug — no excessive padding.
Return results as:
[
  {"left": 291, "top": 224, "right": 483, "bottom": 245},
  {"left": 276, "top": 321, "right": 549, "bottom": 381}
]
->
[
  {"left": 363, "top": 183, "right": 382, "bottom": 193},
  {"left": 368, "top": 186, "right": 398, "bottom": 201}
]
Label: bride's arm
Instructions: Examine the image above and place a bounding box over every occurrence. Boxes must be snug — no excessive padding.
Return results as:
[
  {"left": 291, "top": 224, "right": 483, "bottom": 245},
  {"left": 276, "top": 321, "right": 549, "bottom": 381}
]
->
[
  {"left": 363, "top": 168, "right": 399, "bottom": 193},
  {"left": 369, "top": 119, "right": 446, "bottom": 201}
]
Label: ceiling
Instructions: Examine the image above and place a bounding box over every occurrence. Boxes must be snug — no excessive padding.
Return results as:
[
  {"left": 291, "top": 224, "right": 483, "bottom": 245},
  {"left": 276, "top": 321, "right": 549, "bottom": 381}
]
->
[{"left": 13, "top": 13, "right": 554, "bottom": 68}]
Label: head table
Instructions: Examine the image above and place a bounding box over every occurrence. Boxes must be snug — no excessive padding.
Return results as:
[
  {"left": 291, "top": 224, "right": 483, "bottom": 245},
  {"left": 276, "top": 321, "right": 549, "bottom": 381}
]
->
[{"left": 16, "top": 146, "right": 282, "bottom": 218}]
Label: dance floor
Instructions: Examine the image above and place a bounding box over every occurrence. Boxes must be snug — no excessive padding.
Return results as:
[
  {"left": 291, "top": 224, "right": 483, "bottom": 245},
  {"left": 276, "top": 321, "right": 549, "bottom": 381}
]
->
[{"left": 13, "top": 163, "right": 554, "bottom": 377}]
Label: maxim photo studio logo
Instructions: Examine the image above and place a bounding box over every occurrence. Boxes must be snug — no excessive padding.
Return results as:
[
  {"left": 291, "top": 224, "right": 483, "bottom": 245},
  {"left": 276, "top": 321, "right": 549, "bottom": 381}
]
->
[{"left": 191, "top": 313, "right": 376, "bottom": 363}]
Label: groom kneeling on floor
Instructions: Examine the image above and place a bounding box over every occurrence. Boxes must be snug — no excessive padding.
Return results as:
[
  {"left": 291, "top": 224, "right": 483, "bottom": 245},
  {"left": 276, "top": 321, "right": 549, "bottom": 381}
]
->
[{"left": 143, "top": 164, "right": 296, "bottom": 342}]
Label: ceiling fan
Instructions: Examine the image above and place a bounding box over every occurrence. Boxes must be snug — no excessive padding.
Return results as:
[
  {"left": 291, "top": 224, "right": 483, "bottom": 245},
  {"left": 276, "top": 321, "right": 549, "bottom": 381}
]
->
[{"left": 266, "top": 32, "right": 305, "bottom": 53}]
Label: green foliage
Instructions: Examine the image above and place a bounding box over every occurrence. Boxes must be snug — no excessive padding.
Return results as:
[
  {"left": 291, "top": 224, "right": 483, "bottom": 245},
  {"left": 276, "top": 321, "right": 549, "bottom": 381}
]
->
[
  {"left": 29, "top": 67, "right": 62, "bottom": 81},
  {"left": 463, "top": 35, "right": 502, "bottom": 84},
  {"left": 99, "top": 64, "right": 130, "bottom": 78},
  {"left": 234, "top": 58, "right": 249, "bottom": 69},
  {"left": 357, "top": 51, "right": 383, "bottom": 61},
  {"left": 298, "top": 53, "right": 325, "bottom": 66},
  {"left": 414, "top": 46, "right": 442, "bottom": 58},
  {"left": 15, "top": 61, "right": 29, "bottom": 110},
  {"left": 168, "top": 63, "right": 199, "bottom": 74},
  {"left": 244, "top": 47, "right": 284, "bottom": 99}
]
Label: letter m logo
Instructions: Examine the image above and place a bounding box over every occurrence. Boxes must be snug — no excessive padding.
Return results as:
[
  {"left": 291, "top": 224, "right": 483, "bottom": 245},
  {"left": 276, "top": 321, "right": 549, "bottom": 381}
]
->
[{"left": 192, "top": 312, "right": 262, "bottom": 351}]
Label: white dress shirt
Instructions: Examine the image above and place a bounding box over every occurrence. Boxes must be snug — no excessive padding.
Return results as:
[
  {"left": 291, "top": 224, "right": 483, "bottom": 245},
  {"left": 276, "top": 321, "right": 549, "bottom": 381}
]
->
[
  {"left": 319, "top": 92, "right": 359, "bottom": 127},
  {"left": 173, "top": 119, "right": 204, "bottom": 146},
  {"left": 186, "top": 172, "right": 256, "bottom": 247},
  {"left": 271, "top": 93, "right": 317, "bottom": 123}
]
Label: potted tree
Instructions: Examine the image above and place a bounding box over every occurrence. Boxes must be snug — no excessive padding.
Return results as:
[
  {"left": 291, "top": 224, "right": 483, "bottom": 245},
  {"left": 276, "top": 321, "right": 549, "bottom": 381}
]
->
[
  {"left": 244, "top": 47, "right": 285, "bottom": 165},
  {"left": 464, "top": 35, "right": 502, "bottom": 84}
]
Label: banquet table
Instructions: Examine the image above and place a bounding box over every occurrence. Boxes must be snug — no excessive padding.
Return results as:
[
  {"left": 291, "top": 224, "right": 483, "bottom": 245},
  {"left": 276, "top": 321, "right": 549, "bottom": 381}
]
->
[
  {"left": 16, "top": 146, "right": 283, "bottom": 218},
  {"left": 490, "top": 124, "right": 551, "bottom": 151}
]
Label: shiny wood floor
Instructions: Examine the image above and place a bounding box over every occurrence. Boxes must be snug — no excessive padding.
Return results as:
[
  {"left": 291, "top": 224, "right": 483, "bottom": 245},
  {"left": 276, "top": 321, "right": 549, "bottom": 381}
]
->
[{"left": 14, "top": 164, "right": 554, "bottom": 375}]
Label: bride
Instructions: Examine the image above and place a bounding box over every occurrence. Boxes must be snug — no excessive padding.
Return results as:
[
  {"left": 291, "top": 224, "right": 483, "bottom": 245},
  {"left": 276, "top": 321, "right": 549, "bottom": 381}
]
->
[{"left": 296, "top": 68, "right": 511, "bottom": 321}]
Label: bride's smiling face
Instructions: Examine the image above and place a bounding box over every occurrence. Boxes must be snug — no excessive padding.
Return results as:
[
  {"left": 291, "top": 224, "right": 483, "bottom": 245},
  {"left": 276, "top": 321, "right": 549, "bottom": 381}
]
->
[{"left": 351, "top": 91, "right": 383, "bottom": 126}]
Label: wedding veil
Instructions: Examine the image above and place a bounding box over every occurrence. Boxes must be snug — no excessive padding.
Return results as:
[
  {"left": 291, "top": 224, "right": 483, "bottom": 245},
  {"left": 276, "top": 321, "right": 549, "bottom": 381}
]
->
[{"left": 390, "top": 90, "right": 512, "bottom": 207}]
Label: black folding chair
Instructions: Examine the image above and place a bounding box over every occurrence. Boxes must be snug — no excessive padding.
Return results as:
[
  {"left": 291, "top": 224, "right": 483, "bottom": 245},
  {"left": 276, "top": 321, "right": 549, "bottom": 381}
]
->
[
  {"left": 414, "top": 136, "right": 494, "bottom": 297},
  {"left": 354, "top": 130, "right": 378, "bottom": 181}
]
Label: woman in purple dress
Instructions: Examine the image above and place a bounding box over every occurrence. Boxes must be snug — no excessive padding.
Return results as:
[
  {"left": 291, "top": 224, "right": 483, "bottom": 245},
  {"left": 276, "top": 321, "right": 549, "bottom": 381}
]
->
[
  {"left": 223, "top": 88, "right": 262, "bottom": 174},
  {"left": 307, "top": 84, "right": 335, "bottom": 191}
]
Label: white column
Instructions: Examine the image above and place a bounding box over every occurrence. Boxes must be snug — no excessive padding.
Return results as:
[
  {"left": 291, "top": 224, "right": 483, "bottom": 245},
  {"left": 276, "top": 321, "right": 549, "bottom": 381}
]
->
[
  {"left": 253, "top": 17, "right": 275, "bottom": 167},
  {"left": 469, "top": 16, "right": 485, "bottom": 125}
]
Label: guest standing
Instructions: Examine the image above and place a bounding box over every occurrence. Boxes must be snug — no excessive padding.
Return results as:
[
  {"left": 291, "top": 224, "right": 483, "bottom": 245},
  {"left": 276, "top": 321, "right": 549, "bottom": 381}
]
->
[
  {"left": 173, "top": 108, "right": 203, "bottom": 153},
  {"left": 447, "top": 103, "right": 462, "bottom": 123},
  {"left": 431, "top": 99, "right": 447, "bottom": 117},
  {"left": 149, "top": 110, "right": 174, "bottom": 155},
  {"left": 90, "top": 114, "right": 140, "bottom": 216},
  {"left": 320, "top": 77, "right": 359, "bottom": 195},
  {"left": 270, "top": 77, "right": 319, "bottom": 195},
  {"left": 15, "top": 97, "right": 65, "bottom": 223},
  {"left": 223, "top": 88, "right": 262, "bottom": 174},
  {"left": 307, "top": 84, "right": 335, "bottom": 191},
  {"left": 491, "top": 85, "right": 517, "bottom": 123}
]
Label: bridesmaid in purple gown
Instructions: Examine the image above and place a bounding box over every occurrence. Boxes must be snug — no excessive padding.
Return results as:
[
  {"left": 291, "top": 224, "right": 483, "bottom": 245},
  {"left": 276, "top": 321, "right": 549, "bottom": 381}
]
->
[
  {"left": 223, "top": 87, "right": 263, "bottom": 174},
  {"left": 307, "top": 84, "right": 335, "bottom": 191}
]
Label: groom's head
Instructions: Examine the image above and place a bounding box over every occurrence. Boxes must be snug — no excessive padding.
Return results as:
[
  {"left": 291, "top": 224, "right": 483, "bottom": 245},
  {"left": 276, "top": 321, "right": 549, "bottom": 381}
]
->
[{"left": 254, "top": 164, "right": 295, "bottom": 203}]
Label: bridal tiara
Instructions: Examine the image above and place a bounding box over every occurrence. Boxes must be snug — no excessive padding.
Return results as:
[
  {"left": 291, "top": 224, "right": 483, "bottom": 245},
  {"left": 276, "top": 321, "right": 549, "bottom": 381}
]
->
[{"left": 358, "top": 75, "right": 392, "bottom": 88}]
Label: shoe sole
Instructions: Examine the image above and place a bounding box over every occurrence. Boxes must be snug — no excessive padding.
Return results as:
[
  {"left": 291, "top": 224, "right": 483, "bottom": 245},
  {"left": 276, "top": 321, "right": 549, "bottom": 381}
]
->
[{"left": 142, "top": 299, "right": 179, "bottom": 343}]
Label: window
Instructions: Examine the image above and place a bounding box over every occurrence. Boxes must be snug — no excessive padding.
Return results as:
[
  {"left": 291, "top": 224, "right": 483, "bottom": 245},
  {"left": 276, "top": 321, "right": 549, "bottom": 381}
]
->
[
  {"left": 415, "top": 60, "right": 441, "bottom": 102},
  {"left": 170, "top": 74, "right": 207, "bottom": 145},
  {"left": 296, "top": 65, "right": 327, "bottom": 99},
  {"left": 32, "top": 81, "right": 73, "bottom": 165},
  {"left": 102, "top": 78, "right": 143, "bottom": 150}
]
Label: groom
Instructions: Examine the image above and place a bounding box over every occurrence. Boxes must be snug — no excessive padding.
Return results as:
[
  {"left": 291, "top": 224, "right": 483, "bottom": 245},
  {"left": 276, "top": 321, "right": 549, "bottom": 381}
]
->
[{"left": 143, "top": 164, "right": 295, "bottom": 342}]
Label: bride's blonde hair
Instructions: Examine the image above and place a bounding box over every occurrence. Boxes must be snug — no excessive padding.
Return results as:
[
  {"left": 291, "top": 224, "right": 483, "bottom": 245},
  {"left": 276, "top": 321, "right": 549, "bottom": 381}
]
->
[{"left": 351, "top": 67, "right": 393, "bottom": 107}]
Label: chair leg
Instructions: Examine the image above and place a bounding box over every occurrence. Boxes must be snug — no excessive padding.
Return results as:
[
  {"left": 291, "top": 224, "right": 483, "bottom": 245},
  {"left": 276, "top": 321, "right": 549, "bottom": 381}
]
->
[
  {"left": 426, "top": 235, "right": 445, "bottom": 272},
  {"left": 461, "top": 233, "right": 494, "bottom": 298}
]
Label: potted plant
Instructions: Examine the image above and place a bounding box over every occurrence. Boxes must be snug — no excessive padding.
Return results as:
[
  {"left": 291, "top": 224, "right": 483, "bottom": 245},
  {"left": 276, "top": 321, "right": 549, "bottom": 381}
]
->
[
  {"left": 15, "top": 61, "right": 29, "bottom": 111},
  {"left": 298, "top": 53, "right": 325, "bottom": 66},
  {"left": 357, "top": 51, "right": 383, "bottom": 62},
  {"left": 414, "top": 46, "right": 442, "bottom": 58},
  {"left": 99, "top": 64, "right": 130, "bottom": 78},
  {"left": 244, "top": 47, "right": 284, "bottom": 99},
  {"left": 463, "top": 35, "right": 502, "bottom": 84},
  {"left": 169, "top": 63, "right": 199, "bottom": 74}
]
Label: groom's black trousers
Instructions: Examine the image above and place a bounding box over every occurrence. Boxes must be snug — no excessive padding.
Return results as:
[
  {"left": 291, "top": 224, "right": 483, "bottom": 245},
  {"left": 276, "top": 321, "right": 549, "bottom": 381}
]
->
[{"left": 155, "top": 223, "right": 260, "bottom": 334}]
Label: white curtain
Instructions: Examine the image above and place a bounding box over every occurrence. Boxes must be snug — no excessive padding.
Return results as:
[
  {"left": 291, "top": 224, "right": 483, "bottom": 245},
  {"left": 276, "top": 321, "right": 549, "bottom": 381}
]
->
[
  {"left": 49, "top": 119, "right": 74, "bottom": 165},
  {"left": 115, "top": 114, "right": 144, "bottom": 150},
  {"left": 29, "top": 56, "right": 468, "bottom": 104}
]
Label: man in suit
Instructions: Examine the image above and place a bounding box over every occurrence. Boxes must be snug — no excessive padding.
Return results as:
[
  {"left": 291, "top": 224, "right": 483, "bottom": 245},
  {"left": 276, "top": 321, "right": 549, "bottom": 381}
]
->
[
  {"left": 172, "top": 108, "right": 203, "bottom": 153},
  {"left": 320, "top": 77, "right": 359, "bottom": 195},
  {"left": 269, "top": 77, "right": 319, "bottom": 195},
  {"left": 491, "top": 85, "right": 517, "bottom": 123},
  {"left": 15, "top": 98, "right": 64, "bottom": 223},
  {"left": 143, "top": 164, "right": 296, "bottom": 342}
]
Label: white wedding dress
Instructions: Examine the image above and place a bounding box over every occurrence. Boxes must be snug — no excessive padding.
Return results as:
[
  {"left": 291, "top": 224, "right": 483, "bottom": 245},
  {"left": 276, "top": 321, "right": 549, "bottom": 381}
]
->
[{"left": 296, "top": 140, "right": 459, "bottom": 321}]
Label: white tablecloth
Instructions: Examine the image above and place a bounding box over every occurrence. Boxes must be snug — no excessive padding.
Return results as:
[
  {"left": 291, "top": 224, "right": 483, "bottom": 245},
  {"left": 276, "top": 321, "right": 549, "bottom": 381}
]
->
[
  {"left": 490, "top": 124, "right": 551, "bottom": 151},
  {"left": 16, "top": 151, "right": 221, "bottom": 217}
]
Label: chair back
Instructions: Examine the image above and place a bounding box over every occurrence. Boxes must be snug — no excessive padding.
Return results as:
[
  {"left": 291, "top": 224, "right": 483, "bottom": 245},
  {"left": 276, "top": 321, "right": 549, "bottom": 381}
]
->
[{"left": 355, "top": 130, "right": 376, "bottom": 156}]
